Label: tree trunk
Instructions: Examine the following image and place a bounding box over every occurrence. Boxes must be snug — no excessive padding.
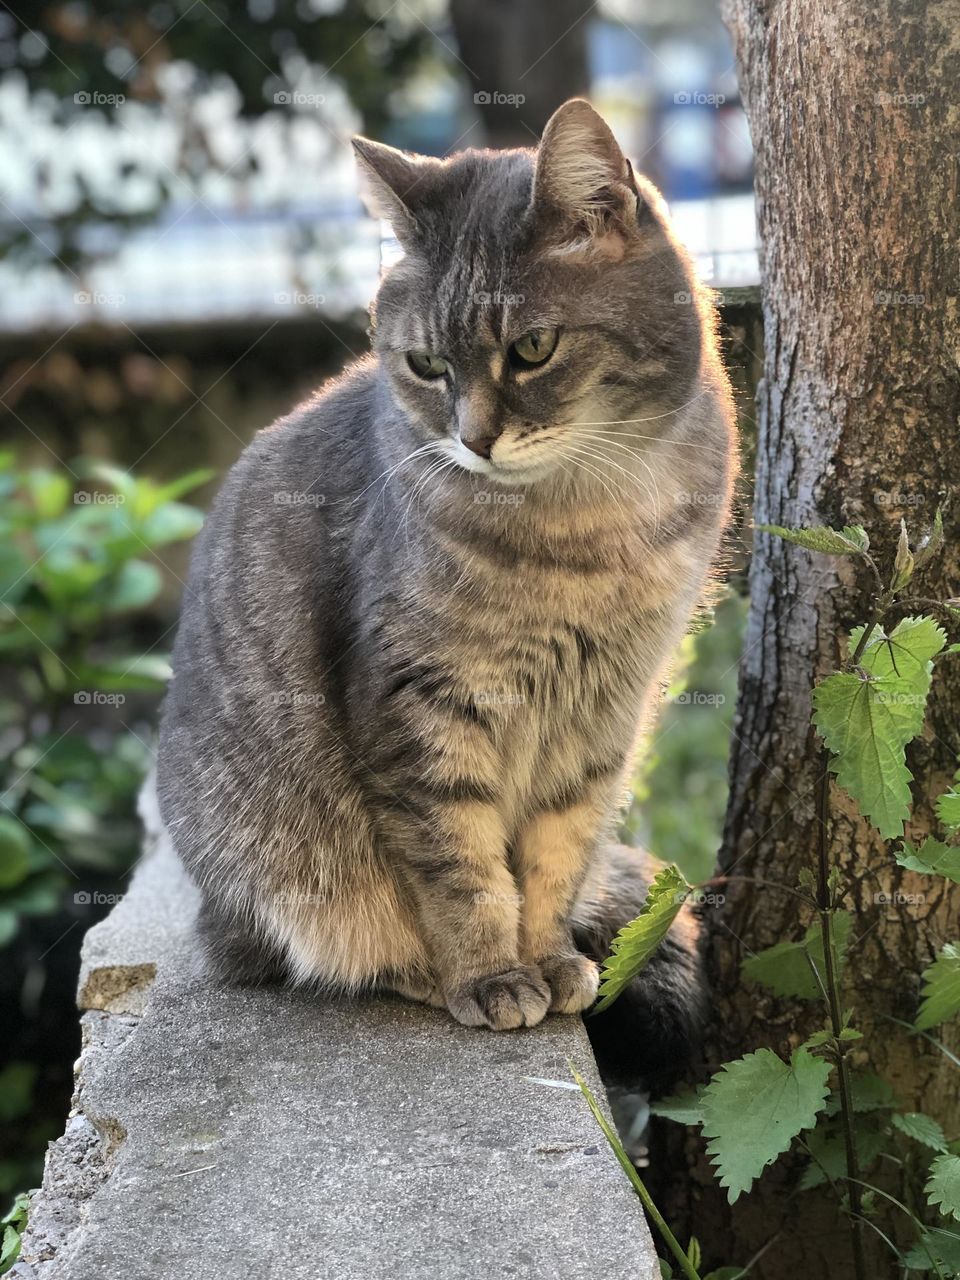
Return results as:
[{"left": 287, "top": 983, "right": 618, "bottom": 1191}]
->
[
  {"left": 655, "top": 2, "right": 960, "bottom": 1276},
  {"left": 449, "top": 0, "right": 591, "bottom": 147}
]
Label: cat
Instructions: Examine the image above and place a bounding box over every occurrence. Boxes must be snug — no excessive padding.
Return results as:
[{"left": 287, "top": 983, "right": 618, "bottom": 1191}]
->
[{"left": 156, "top": 99, "right": 736, "bottom": 1054}]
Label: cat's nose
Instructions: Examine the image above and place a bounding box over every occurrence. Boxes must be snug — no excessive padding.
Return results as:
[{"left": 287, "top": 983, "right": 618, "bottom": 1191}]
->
[
  {"left": 459, "top": 431, "right": 497, "bottom": 459},
  {"left": 457, "top": 388, "right": 502, "bottom": 460}
]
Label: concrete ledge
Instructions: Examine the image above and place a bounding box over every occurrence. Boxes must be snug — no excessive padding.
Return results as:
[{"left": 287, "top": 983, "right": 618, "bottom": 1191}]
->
[{"left": 16, "top": 792, "right": 658, "bottom": 1280}]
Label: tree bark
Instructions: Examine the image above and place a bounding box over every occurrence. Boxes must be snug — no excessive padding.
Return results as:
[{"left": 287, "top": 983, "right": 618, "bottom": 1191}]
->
[
  {"left": 449, "top": 0, "right": 591, "bottom": 147},
  {"left": 655, "top": 3, "right": 960, "bottom": 1276}
]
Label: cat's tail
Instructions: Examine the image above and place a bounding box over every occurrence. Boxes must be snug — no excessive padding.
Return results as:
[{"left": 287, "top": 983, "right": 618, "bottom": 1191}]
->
[{"left": 571, "top": 843, "right": 707, "bottom": 1094}]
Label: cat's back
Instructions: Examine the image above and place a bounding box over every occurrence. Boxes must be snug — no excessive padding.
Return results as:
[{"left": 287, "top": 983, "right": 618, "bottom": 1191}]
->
[{"left": 163, "top": 358, "right": 386, "bottom": 736}]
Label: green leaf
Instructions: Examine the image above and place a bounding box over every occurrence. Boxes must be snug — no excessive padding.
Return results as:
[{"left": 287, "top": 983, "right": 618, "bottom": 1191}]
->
[
  {"left": 0, "top": 912, "right": 17, "bottom": 948},
  {"left": 701, "top": 1047, "right": 832, "bottom": 1204},
  {"left": 686, "top": 1237, "right": 701, "bottom": 1271},
  {"left": 0, "top": 1063, "right": 35, "bottom": 1122},
  {"left": 893, "top": 518, "right": 915, "bottom": 590},
  {"left": 0, "top": 1194, "right": 28, "bottom": 1231},
  {"left": 824, "top": 1072, "right": 897, "bottom": 1115},
  {"left": 917, "top": 944, "right": 960, "bottom": 1031},
  {"left": 757, "top": 523, "right": 869, "bottom": 554},
  {"left": 649, "top": 1089, "right": 705, "bottom": 1125},
  {"left": 915, "top": 507, "right": 945, "bottom": 570},
  {"left": 0, "top": 545, "right": 30, "bottom": 607},
  {"left": 104, "top": 560, "right": 163, "bottom": 612},
  {"left": 25, "top": 468, "right": 71, "bottom": 520},
  {"left": 926, "top": 1154, "right": 960, "bottom": 1222},
  {"left": 799, "top": 1114, "right": 888, "bottom": 1190},
  {"left": 658, "top": 1261, "right": 673, "bottom": 1280},
  {"left": 814, "top": 616, "right": 946, "bottom": 838},
  {"left": 937, "top": 791, "right": 960, "bottom": 833},
  {"left": 0, "top": 1223, "right": 21, "bottom": 1272},
  {"left": 0, "top": 818, "right": 32, "bottom": 891},
  {"left": 570, "top": 1065, "right": 699, "bottom": 1280},
  {"left": 742, "top": 911, "right": 851, "bottom": 1000},
  {"left": 594, "top": 864, "right": 689, "bottom": 1013},
  {"left": 140, "top": 501, "right": 204, "bottom": 546},
  {"left": 897, "top": 839, "right": 960, "bottom": 883},
  {"left": 903, "top": 1226, "right": 960, "bottom": 1274},
  {"left": 83, "top": 461, "right": 141, "bottom": 510},
  {"left": 155, "top": 468, "right": 216, "bottom": 504},
  {"left": 893, "top": 1111, "right": 949, "bottom": 1153}
]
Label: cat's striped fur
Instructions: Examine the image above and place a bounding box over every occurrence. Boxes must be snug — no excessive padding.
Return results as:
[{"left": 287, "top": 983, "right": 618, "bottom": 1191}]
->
[{"left": 157, "top": 101, "right": 736, "bottom": 1051}]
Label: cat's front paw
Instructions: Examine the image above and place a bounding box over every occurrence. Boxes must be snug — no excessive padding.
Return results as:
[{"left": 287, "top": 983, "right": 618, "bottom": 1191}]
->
[
  {"left": 446, "top": 966, "right": 550, "bottom": 1031},
  {"left": 539, "top": 953, "right": 599, "bottom": 1014}
]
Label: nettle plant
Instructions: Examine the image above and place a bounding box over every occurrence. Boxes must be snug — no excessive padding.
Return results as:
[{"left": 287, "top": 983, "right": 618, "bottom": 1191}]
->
[{"left": 576, "top": 514, "right": 960, "bottom": 1280}]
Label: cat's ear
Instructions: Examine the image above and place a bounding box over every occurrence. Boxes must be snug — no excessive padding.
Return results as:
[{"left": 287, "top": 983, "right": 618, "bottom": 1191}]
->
[
  {"left": 531, "top": 99, "right": 641, "bottom": 255},
  {"left": 351, "top": 137, "right": 440, "bottom": 247}
]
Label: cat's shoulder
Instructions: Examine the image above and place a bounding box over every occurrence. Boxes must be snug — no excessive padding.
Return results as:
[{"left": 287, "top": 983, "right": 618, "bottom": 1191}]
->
[{"left": 251, "top": 354, "right": 382, "bottom": 456}]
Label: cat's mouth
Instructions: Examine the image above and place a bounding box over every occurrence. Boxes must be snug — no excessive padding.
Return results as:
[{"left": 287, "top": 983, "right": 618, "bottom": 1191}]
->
[{"left": 449, "top": 437, "right": 560, "bottom": 487}]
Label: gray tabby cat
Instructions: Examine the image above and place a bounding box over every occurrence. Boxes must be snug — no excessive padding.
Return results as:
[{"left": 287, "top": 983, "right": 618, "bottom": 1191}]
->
[{"left": 157, "top": 99, "right": 736, "bottom": 1044}]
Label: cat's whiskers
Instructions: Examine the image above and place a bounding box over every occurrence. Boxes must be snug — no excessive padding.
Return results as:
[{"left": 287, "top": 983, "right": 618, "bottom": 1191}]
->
[
  {"left": 581, "top": 428, "right": 728, "bottom": 457},
  {"left": 353, "top": 439, "right": 444, "bottom": 508},
  {"left": 565, "top": 384, "right": 713, "bottom": 429},
  {"left": 551, "top": 442, "right": 633, "bottom": 523},
  {"left": 396, "top": 450, "right": 459, "bottom": 546},
  {"left": 569, "top": 430, "right": 664, "bottom": 528},
  {"left": 561, "top": 439, "right": 656, "bottom": 528}
]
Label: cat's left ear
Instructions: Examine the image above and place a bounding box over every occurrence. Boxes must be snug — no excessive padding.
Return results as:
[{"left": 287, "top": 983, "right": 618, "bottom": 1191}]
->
[
  {"left": 530, "top": 99, "right": 644, "bottom": 256},
  {"left": 351, "top": 137, "right": 442, "bottom": 248}
]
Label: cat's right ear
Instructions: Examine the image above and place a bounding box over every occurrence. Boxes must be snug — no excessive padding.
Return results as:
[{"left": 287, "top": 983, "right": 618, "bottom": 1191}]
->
[
  {"left": 351, "top": 137, "right": 440, "bottom": 248},
  {"left": 530, "top": 99, "right": 642, "bottom": 258}
]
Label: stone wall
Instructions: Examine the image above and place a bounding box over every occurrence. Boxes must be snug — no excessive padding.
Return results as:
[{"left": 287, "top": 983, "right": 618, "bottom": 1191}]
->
[{"left": 12, "top": 784, "right": 659, "bottom": 1280}]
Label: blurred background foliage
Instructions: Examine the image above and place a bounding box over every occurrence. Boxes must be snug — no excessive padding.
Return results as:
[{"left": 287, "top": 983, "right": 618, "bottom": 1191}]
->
[
  {"left": 0, "top": 453, "right": 207, "bottom": 1206},
  {"left": 0, "top": 0, "right": 760, "bottom": 1240},
  {"left": 622, "top": 590, "right": 747, "bottom": 886}
]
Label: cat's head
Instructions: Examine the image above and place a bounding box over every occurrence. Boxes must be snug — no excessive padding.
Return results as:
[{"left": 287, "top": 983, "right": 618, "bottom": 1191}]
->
[{"left": 354, "top": 99, "right": 704, "bottom": 486}]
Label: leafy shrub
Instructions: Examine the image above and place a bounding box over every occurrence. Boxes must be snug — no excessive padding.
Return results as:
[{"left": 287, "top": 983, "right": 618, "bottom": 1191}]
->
[
  {"left": 0, "top": 452, "right": 210, "bottom": 940},
  {"left": 0, "top": 451, "right": 210, "bottom": 1210},
  {"left": 623, "top": 592, "right": 746, "bottom": 885}
]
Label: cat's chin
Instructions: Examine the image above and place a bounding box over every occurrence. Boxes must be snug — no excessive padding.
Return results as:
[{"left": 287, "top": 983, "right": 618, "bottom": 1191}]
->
[{"left": 449, "top": 443, "right": 556, "bottom": 487}]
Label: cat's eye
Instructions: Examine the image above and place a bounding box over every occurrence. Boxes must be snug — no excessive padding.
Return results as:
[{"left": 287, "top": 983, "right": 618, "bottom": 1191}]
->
[
  {"left": 509, "top": 327, "right": 559, "bottom": 369},
  {"left": 407, "top": 349, "right": 450, "bottom": 380}
]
